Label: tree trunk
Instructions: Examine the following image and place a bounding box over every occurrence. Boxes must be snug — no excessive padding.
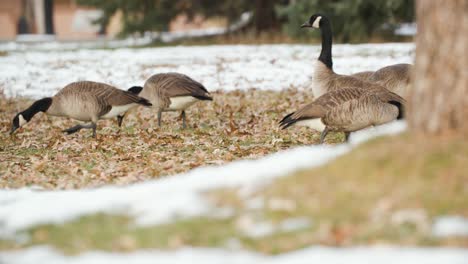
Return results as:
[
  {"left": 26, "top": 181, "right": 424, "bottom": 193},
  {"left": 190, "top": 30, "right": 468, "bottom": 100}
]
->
[
  {"left": 44, "top": 0, "right": 54, "bottom": 34},
  {"left": 253, "top": 0, "right": 278, "bottom": 33},
  {"left": 409, "top": 0, "right": 468, "bottom": 134}
]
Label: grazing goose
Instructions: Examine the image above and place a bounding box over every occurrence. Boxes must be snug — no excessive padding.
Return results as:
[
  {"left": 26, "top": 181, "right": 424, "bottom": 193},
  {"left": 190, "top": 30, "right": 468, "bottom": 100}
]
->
[
  {"left": 279, "top": 87, "right": 405, "bottom": 143},
  {"left": 302, "top": 13, "right": 412, "bottom": 98},
  {"left": 10, "top": 81, "right": 152, "bottom": 138},
  {"left": 122, "top": 73, "right": 212, "bottom": 128}
]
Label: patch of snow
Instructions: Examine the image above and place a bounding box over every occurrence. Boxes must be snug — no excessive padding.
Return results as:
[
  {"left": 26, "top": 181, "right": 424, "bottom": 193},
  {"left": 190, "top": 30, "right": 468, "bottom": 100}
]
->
[
  {"left": 239, "top": 219, "right": 275, "bottom": 238},
  {"left": 395, "top": 23, "right": 417, "bottom": 36},
  {"left": 279, "top": 217, "right": 312, "bottom": 233},
  {"left": 432, "top": 216, "right": 468, "bottom": 238},
  {"left": 1, "top": 246, "right": 468, "bottom": 264},
  {"left": 348, "top": 122, "right": 407, "bottom": 145},
  {"left": 267, "top": 198, "right": 296, "bottom": 212},
  {"left": 245, "top": 197, "right": 265, "bottom": 210},
  {"left": 0, "top": 43, "right": 414, "bottom": 99}
]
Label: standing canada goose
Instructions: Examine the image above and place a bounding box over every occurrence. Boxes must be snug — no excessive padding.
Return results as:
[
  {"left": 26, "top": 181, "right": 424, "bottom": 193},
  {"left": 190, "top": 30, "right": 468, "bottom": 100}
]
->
[
  {"left": 10, "top": 81, "right": 152, "bottom": 138},
  {"left": 121, "top": 73, "right": 212, "bottom": 129},
  {"left": 302, "top": 13, "right": 412, "bottom": 98},
  {"left": 279, "top": 87, "right": 405, "bottom": 143}
]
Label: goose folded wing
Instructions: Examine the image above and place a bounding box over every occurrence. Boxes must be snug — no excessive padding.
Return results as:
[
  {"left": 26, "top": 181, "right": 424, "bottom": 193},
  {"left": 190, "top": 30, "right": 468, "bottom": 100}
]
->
[{"left": 161, "top": 74, "right": 211, "bottom": 100}]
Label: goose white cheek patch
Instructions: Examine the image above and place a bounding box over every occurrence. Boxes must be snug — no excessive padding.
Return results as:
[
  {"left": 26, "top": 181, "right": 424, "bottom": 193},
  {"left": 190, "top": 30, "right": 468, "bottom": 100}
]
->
[
  {"left": 18, "top": 114, "right": 27, "bottom": 126},
  {"left": 313, "top": 16, "right": 322, "bottom": 28}
]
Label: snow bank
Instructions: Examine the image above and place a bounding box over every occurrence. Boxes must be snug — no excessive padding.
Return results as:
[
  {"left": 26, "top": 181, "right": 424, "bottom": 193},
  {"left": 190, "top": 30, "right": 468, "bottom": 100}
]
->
[
  {"left": 0, "top": 43, "right": 414, "bottom": 99},
  {"left": 1, "top": 246, "right": 467, "bottom": 264},
  {"left": 432, "top": 216, "right": 468, "bottom": 238}
]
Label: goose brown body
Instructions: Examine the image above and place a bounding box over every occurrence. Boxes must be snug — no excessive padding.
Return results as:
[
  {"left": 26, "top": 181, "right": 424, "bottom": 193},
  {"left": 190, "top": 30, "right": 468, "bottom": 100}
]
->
[
  {"left": 140, "top": 73, "right": 212, "bottom": 111},
  {"left": 280, "top": 87, "right": 405, "bottom": 142},
  {"left": 48, "top": 81, "right": 150, "bottom": 122},
  {"left": 351, "top": 71, "right": 374, "bottom": 80},
  {"left": 351, "top": 64, "right": 412, "bottom": 97},
  {"left": 10, "top": 81, "right": 151, "bottom": 137},
  {"left": 137, "top": 72, "right": 212, "bottom": 128}
]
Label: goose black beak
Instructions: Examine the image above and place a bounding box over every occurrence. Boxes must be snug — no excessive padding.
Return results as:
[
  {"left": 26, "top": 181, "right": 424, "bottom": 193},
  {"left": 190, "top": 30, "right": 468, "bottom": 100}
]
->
[
  {"left": 301, "top": 22, "right": 312, "bottom": 28},
  {"left": 10, "top": 125, "right": 18, "bottom": 135}
]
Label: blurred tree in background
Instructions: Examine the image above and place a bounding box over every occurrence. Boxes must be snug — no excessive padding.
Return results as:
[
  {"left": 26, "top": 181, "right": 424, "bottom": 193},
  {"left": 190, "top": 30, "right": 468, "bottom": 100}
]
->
[
  {"left": 276, "top": 0, "right": 414, "bottom": 42},
  {"left": 77, "top": 0, "right": 414, "bottom": 42},
  {"left": 76, "top": 0, "right": 181, "bottom": 35}
]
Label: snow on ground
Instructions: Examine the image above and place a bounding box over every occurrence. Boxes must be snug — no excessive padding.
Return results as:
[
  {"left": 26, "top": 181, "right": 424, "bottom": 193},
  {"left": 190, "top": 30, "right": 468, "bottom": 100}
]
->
[
  {"left": 4, "top": 43, "right": 461, "bottom": 262},
  {"left": 432, "top": 216, "right": 468, "bottom": 237},
  {"left": 0, "top": 43, "right": 414, "bottom": 99},
  {"left": 2, "top": 245, "right": 468, "bottom": 264},
  {"left": 0, "top": 122, "right": 407, "bottom": 236}
]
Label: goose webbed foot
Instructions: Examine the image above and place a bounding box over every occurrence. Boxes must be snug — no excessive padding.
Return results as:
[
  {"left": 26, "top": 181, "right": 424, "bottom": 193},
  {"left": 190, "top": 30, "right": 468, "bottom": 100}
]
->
[
  {"left": 345, "top": 132, "right": 351, "bottom": 142},
  {"left": 63, "top": 125, "right": 84, "bottom": 135},
  {"left": 180, "top": 110, "right": 187, "bottom": 129},
  {"left": 63, "top": 123, "right": 97, "bottom": 138},
  {"left": 157, "top": 110, "right": 162, "bottom": 127}
]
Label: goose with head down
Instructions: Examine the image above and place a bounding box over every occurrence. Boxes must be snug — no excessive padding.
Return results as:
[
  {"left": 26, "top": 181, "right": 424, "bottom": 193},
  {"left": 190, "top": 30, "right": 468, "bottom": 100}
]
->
[{"left": 10, "top": 81, "right": 152, "bottom": 138}]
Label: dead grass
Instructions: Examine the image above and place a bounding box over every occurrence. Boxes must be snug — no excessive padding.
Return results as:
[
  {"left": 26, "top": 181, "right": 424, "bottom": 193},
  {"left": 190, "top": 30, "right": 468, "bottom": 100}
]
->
[
  {"left": 210, "top": 134, "right": 468, "bottom": 252},
  {"left": 0, "top": 88, "right": 344, "bottom": 189}
]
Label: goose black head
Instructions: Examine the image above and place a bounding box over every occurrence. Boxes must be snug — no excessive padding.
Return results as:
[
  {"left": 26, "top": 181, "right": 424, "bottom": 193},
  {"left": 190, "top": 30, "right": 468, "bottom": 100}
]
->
[
  {"left": 10, "top": 113, "right": 28, "bottom": 135},
  {"left": 301, "top": 14, "right": 325, "bottom": 29},
  {"left": 10, "top": 97, "right": 52, "bottom": 135}
]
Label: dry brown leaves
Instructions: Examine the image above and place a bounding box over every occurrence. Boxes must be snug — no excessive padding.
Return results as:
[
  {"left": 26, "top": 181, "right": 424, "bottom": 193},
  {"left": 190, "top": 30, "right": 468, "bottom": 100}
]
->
[{"left": 0, "top": 89, "right": 322, "bottom": 189}]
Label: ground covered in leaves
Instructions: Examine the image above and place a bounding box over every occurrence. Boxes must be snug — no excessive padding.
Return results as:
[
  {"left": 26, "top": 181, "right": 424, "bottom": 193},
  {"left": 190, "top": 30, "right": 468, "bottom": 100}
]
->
[{"left": 0, "top": 89, "right": 343, "bottom": 189}]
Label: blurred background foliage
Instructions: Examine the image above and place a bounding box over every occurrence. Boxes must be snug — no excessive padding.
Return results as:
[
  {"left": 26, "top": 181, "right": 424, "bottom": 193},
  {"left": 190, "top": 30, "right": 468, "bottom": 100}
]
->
[{"left": 76, "top": 0, "right": 415, "bottom": 42}]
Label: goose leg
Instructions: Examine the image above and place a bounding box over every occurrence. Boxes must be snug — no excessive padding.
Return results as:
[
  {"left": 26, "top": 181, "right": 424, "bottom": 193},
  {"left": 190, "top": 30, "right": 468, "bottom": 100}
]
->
[
  {"left": 319, "top": 127, "right": 329, "bottom": 144},
  {"left": 344, "top": 132, "right": 351, "bottom": 142},
  {"left": 91, "top": 122, "right": 97, "bottom": 138},
  {"left": 63, "top": 125, "right": 84, "bottom": 135},
  {"left": 157, "top": 110, "right": 162, "bottom": 127},
  {"left": 117, "top": 115, "right": 124, "bottom": 127},
  {"left": 181, "top": 110, "right": 186, "bottom": 129}
]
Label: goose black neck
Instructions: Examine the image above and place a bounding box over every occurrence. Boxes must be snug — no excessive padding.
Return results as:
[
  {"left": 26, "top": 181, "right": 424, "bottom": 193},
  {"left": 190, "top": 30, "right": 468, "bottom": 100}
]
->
[
  {"left": 22, "top": 97, "right": 52, "bottom": 121},
  {"left": 318, "top": 18, "right": 333, "bottom": 70}
]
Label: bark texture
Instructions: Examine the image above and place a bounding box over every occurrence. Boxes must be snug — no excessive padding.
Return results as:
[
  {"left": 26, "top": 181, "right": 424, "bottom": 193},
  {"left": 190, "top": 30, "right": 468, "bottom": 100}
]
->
[{"left": 409, "top": 0, "right": 468, "bottom": 134}]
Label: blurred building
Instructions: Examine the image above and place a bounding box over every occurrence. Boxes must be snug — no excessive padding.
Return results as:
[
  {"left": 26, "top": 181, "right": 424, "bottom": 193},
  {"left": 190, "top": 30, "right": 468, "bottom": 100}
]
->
[{"left": 0, "top": 0, "right": 121, "bottom": 41}]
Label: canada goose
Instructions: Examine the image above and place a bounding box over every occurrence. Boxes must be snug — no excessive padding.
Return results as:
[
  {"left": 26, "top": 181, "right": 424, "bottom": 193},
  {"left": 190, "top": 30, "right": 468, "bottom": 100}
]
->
[
  {"left": 121, "top": 73, "right": 212, "bottom": 129},
  {"left": 279, "top": 87, "right": 405, "bottom": 143},
  {"left": 10, "top": 81, "right": 152, "bottom": 138},
  {"left": 302, "top": 14, "right": 412, "bottom": 98}
]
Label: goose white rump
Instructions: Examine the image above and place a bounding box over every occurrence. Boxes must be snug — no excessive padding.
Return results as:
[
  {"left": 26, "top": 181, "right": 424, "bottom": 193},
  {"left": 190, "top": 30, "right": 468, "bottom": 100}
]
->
[
  {"left": 168, "top": 96, "right": 198, "bottom": 111},
  {"left": 102, "top": 104, "right": 137, "bottom": 119},
  {"left": 296, "top": 118, "right": 326, "bottom": 132}
]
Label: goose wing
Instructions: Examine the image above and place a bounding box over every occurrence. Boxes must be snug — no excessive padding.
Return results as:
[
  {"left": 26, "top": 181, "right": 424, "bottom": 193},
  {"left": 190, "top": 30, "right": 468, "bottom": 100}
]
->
[
  {"left": 323, "top": 91, "right": 404, "bottom": 132},
  {"left": 280, "top": 87, "right": 367, "bottom": 129},
  {"left": 150, "top": 73, "right": 211, "bottom": 100}
]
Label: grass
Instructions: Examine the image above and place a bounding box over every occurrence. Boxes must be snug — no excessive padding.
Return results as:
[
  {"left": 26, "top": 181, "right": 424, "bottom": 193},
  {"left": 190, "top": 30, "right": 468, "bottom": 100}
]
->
[
  {"left": 0, "top": 88, "right": 346, "bottom": 189},
  {"left": 1, "top": 134, "right": 467, "bottom": 255}
]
